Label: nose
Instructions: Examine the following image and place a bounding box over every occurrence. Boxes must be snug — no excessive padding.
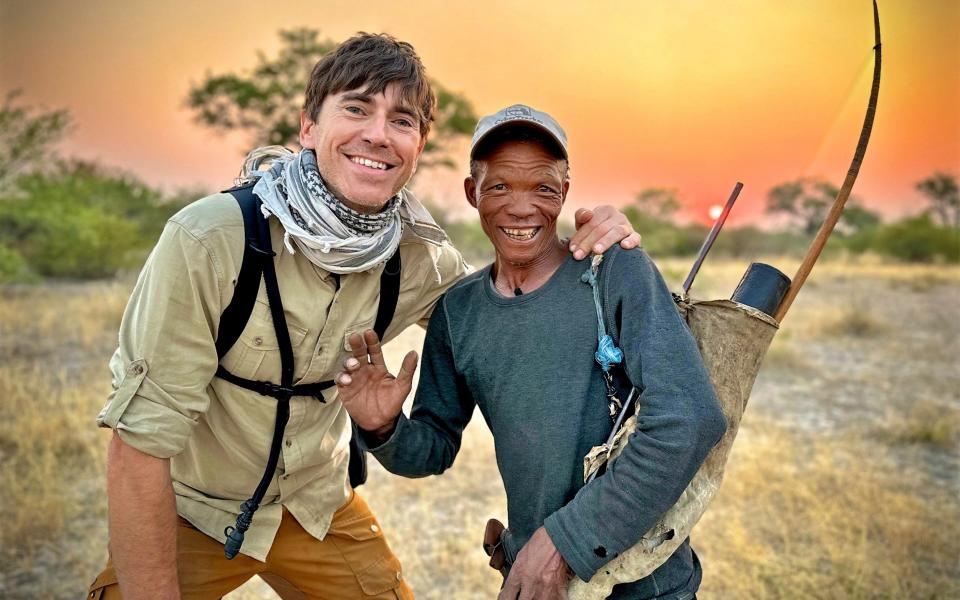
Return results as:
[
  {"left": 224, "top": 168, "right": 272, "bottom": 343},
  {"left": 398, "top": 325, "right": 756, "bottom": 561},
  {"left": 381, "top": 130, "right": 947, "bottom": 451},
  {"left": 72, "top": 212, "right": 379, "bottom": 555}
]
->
[
  {"left": 505, "top": 194, "right": 538, "bottom": 219},
  {"left": 361, "top": 113, "right": 389, "bottom": 147}
]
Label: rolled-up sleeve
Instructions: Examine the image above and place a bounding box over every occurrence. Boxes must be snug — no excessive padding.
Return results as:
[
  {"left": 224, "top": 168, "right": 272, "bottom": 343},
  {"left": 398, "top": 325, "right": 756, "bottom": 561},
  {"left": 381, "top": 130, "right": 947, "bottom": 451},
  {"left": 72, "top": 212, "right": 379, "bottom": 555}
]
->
[{"left": 97, "top": 219, "right": 224, "bottom": 459}]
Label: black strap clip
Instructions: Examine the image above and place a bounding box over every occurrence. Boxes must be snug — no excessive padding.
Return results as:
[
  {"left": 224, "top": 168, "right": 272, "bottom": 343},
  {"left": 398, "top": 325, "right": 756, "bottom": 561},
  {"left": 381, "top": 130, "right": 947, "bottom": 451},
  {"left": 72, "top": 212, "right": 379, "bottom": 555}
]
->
[{"left": 253, "top": 381, "right": 296, "bottom": 400}]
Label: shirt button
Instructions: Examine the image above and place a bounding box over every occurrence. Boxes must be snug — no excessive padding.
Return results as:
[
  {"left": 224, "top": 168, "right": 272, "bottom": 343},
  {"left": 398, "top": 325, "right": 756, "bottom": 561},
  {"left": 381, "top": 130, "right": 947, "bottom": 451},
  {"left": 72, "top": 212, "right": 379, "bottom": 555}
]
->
[
  {"left": 130, "top": 364, "right": 144, "bottom": 376},
  {"left": 281, "top": 474, "right": 289, "bottom": 480},
  {"left": 285, "top": 439, "right": 292, "bottom": 447},
  {"left": 396, "top": 572, "right": 402, "bottom": 581},
  {"left": 253, "top": 336, "right": 264, "bottom": 346},
  {"left": 370, "top": 524, "right": 379, "bottom": 533},
  {"left": 316, "top": 345, "right": 324, "bottom": 355}
]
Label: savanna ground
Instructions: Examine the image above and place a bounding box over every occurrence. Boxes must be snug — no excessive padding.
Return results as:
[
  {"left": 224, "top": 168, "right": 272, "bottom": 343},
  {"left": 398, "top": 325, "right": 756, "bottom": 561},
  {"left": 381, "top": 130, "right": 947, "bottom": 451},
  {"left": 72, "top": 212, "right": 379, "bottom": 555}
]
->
[{"left": 1, "top": 257, "right": 958, "bottom": 599}]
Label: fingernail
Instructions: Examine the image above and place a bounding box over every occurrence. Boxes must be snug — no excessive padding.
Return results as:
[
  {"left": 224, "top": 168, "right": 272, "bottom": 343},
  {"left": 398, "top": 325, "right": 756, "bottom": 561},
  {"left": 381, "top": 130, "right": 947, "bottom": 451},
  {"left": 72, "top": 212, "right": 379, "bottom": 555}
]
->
[
  {"left": 593, "top": 244, "right": 604, "bottom": 254},
  {"left": 573, "top": 249, "right": 585, "bottom": 260},
  {"left": 346, "top": 358, "right": 358, "bottom": 367},
  {"left": 569, "top": 243, "right": 578, "bottom": 253}
]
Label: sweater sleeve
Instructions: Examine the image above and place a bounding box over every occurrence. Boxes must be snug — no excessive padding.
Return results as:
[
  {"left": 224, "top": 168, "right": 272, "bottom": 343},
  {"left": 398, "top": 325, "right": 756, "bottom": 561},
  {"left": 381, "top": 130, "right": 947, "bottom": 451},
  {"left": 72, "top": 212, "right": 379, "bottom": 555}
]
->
[
  {"left": 544, "top": 248, "right": 727, "bottom": 581},
  {"left": 364, "top": 297, "right": 477, "bottom": 477}
]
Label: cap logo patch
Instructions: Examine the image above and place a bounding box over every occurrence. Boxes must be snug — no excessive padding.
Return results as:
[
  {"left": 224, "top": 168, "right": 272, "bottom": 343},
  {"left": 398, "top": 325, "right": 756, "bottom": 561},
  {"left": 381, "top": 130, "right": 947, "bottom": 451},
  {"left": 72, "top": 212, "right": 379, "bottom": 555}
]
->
[{"left": 505, "top": 106, "right": 532, "bottom": 118}]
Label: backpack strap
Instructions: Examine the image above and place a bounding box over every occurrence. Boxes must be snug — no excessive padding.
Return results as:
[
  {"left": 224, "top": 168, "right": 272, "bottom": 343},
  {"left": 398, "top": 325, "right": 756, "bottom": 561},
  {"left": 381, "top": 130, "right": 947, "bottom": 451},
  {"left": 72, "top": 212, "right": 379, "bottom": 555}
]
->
[
  {"left": 373, "top": 249, "right": 402, "bottom": 339},
  {"left": 217, "top": 183, "right": 403, "bottom": 559},
  {"left": 216, "top": 184, "right": 267, "bottom": 360},
  {"left": 214, "top": 186, "right": 336, "bottom": 398}
]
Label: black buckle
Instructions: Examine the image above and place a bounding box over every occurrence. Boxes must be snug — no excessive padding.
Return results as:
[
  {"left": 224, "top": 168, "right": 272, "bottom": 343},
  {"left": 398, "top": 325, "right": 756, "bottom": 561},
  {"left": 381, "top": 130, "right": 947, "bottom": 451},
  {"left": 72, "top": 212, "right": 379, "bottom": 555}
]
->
[{"left": 253, "top": 381, "right": 295, "bottom": 400}]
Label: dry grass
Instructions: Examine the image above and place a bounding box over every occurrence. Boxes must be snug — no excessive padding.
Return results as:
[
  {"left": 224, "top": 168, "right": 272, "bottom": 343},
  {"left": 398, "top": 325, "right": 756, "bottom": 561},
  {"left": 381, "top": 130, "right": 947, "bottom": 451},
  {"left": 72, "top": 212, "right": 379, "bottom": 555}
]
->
[
  {"left": 0, "top": 283, "right": 120, "bottom": 597},
  {"left": 876, "top": 400, "right": 960, "bottom": 449},
  {"left": 697, "top": 421, "right": 960, "bottom": 599},
  {"left": 1, "top": 260, "right": 958, "bottom": 599}
]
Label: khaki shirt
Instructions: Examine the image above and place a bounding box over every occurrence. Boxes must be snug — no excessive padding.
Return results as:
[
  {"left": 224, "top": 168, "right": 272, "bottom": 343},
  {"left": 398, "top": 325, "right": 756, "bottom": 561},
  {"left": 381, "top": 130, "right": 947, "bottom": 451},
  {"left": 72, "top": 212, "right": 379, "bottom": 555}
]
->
[{"left": 97, "top": 190, "right": 469, "bottom": 561}]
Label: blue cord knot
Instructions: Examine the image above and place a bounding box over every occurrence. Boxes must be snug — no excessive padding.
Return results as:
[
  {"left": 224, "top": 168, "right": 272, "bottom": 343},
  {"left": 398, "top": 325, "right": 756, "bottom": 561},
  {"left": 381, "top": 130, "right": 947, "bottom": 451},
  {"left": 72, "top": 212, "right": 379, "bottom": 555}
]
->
[
  {"left": 583, "top": 256, "right": 623, "bottom": 373},
  {"left": 596, "top": 334, "right": 623, "bottom": 371}
]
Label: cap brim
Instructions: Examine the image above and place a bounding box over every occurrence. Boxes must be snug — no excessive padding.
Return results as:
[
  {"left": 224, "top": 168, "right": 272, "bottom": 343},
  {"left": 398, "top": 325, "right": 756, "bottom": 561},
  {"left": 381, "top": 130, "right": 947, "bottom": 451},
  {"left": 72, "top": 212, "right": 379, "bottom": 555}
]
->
[{"left": 470, "top": 119, "right": 568, "bottom": 160}]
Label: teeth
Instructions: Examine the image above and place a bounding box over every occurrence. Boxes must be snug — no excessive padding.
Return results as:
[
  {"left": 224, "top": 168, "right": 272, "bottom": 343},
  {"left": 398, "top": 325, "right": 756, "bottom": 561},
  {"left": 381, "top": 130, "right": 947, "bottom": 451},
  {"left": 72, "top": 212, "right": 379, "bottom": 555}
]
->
[
  {"left": 351, "top": 156, "right": 388, "bottom": 170},
  {"left": 502, "top": 227, "right": 539, "bottom": 240}
]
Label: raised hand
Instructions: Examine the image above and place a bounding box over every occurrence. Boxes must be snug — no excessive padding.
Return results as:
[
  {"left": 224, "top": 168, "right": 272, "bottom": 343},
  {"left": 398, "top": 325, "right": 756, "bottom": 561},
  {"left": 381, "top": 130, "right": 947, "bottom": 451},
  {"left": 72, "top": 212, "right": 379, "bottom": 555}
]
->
[
  {"left": 568, "top": 206, "right": 641, "bottom": 260},
  {"left": 335, "top": 330, "right": 419, "bottom": 437}
]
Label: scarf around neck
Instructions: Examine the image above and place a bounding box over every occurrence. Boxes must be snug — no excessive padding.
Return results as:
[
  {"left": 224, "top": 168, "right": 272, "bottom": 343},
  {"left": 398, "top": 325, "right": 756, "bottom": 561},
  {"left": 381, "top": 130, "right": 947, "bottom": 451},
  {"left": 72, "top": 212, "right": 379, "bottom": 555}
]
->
[{"left": 242, "top": 146, "right": 403, "bottom": 274}]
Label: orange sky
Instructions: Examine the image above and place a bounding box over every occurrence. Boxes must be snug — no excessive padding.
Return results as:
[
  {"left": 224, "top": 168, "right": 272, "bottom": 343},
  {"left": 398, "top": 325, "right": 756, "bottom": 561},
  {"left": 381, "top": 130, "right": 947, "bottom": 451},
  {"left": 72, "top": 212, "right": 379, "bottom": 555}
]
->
[{"left": 1, "top": 0, "right": 958, "bottom": 225}]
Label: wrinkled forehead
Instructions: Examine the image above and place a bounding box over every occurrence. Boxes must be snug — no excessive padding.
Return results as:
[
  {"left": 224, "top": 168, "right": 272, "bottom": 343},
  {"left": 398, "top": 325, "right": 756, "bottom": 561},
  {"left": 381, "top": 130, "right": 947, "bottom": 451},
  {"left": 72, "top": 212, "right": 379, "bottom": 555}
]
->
[{"left": 475, "top": 139, "right": 568, "bottom": 177}]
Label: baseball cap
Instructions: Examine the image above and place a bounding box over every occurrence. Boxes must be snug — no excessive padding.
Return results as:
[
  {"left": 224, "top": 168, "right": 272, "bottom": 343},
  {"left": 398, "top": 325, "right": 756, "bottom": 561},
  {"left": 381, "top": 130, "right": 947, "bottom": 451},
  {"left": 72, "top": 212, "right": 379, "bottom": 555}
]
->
[{"left": 470, "top": 104, "right": 568, "bottom": 160}]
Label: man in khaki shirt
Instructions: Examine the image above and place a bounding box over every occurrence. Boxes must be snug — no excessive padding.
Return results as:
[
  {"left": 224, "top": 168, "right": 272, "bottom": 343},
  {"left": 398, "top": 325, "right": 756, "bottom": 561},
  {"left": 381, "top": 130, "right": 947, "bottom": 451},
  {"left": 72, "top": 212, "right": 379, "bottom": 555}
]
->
[{"left": 92, "top": 33, "right": 639, "bottom": 599}]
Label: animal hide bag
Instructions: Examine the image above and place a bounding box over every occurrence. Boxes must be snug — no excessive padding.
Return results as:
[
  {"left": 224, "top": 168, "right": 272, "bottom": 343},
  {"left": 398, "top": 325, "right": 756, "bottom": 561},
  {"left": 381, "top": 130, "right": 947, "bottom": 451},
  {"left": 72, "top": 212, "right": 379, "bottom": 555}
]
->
[{"left": 570, "top": 299, "right": 778, "bottom": 600}]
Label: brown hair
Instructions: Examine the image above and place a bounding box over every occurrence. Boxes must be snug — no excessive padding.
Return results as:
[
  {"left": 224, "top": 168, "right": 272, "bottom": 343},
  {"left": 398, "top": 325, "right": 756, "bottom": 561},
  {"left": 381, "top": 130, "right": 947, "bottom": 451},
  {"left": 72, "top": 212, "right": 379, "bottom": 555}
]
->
[{"left": 303, "top": 33, "right": 436, "bottom": 138}]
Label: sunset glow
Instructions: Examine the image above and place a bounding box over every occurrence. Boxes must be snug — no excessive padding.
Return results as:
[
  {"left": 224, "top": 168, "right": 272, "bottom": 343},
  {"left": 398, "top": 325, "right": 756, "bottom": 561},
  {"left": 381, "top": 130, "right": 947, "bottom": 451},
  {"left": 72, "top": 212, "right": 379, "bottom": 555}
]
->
[{"left": 1, "top": 0, "right": 957, "bottom": 224}]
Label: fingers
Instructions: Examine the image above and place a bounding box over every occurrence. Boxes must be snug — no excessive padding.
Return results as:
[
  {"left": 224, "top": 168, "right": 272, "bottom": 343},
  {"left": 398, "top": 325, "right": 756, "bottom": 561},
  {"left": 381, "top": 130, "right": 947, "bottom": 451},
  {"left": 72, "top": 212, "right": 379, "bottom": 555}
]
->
[
  {"left": 335, "top": 354, "right": 362, "bottom": 388},
  {"left": 620, "top": 231, "right": 642, "bottom": 249},
  {"left": 574, "top": 207, "right": 593, "bottom": 227},
  {"left": 569, "top": 205, "right": 637, "bottom": 259},
  {"left": 348, "top": 332, "right": 367, "bottom": 359},
  {"left": 590, "top": 223, "right": 636, "bottom": 255},
  {"left": 334, "top": 371, "right": 352, "bottom": 388},
  {"left": 363, "top": 329, "right": 386, "bottom": 367},
  {"left": 568, "top": 209, "right": 594, "bottom": 260},
  {"left": 498, "top": 575, "right": 520, "bottom": 600},
  {"left": 396, "top": 351, "right": 419, "bottom": 387}
]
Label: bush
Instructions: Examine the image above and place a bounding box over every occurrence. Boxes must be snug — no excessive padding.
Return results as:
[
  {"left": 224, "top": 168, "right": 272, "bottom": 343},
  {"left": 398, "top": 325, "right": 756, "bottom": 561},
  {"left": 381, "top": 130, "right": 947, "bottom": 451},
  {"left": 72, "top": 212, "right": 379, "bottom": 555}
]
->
[
  {"left": 623, "top": 207, "right": 707, "bottom": 257},
  {"left": 1, "top": 202, "right": 142, "bottom": 278},
  {"left": 0, "top": 162, "right": 192, "bottom": 279},
  {"left": 873, "top": 215, "right": 959, "bottom": 263},
  {"left": 0, "top": 243, "right": 34, "bottom": 283}
]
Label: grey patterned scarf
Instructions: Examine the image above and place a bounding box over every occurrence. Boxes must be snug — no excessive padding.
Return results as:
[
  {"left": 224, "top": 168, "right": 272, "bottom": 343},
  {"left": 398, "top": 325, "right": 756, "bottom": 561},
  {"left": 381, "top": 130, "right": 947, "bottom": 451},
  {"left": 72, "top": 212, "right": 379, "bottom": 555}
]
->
[{"left": 242, "top": 146, "right": 403, "bottom": 274}]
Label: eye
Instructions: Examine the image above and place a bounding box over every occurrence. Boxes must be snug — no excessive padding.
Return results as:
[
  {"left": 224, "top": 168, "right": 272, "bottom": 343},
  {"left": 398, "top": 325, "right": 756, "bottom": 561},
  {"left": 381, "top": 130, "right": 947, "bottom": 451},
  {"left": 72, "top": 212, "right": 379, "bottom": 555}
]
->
[
  {"left": 538, "top": 185, "right": 557, "bottom": 193},
  {"left": 345, "top": 105, "right": 364, "bottom": 115},
  {"left": 491, "top": 183, "right": 507, "bottom": 191},
  {"left": 394, "top": 117, "right": 414, "bottom": 128}
]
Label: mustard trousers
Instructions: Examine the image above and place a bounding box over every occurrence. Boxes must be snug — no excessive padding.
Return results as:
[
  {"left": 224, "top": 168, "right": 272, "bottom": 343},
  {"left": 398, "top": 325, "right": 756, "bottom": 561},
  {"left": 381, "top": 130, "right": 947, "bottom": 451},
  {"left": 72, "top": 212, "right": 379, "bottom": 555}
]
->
[{"left": 87, "top": 491, "right": 413, "bottom": 599}]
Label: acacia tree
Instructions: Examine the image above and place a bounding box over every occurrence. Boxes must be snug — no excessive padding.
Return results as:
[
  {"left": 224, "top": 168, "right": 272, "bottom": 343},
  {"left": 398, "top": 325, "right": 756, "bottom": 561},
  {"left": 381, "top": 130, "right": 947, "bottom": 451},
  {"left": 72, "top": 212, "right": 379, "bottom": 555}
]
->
[
  {"left": 765, "top": 177, "right": 878, "bottom": 235},
  {"left": 186, "top": 28, "right": 476, "bottom": 169},
  {"left": 0, "top": 91, "right": 71, "bottom": 195},
  {"left": 916, "top": 172, "right": 959, "bottom": 229},
  {"left": 633, "top": 187, "right": 680, "bottom": 221}
]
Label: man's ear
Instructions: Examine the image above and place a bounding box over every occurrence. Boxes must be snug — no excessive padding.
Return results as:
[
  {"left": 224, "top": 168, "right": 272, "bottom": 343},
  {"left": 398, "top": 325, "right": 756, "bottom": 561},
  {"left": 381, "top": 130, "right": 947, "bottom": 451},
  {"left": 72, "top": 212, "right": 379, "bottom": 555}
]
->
[
  {"left": 561, "top": 179, "right": 570, "bottom": 204},
  {"left": 464, "top": 177, "right": 479, "bottom": 209},
  {"left": 299, "top": 109, "right": 316, "bottom": 149}
]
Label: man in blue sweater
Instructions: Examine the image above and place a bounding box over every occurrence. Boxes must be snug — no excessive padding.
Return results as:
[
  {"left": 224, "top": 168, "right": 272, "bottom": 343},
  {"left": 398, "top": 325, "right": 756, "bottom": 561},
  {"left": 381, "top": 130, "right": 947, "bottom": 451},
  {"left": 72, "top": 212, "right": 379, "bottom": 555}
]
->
[{"left": 335, "top": 105, "right": 726, "bottom": 599}]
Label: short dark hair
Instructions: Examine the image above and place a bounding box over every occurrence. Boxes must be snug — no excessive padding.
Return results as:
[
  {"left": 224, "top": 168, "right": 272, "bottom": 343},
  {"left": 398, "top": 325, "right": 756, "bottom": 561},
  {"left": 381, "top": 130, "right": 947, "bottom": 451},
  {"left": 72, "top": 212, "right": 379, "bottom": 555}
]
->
[
  {"left": 469, "top": 125, "right": 569, "bottom": 181},
  {"left": 303, "top": 33, "right": 436, "bottom": 138}
]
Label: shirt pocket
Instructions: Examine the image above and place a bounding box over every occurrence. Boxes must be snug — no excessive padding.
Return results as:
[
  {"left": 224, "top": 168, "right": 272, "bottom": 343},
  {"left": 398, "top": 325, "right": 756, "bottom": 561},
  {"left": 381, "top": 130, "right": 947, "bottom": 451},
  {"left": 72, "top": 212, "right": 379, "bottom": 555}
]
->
[
  {"left": 219, "top": 301, "right": 308, "bottom": 380},
  {"left": 97, "top": 359, "right": 149, "bottom": 429},
  {"left": 342, "top": 317, "right": 377, "bottom": 352}
]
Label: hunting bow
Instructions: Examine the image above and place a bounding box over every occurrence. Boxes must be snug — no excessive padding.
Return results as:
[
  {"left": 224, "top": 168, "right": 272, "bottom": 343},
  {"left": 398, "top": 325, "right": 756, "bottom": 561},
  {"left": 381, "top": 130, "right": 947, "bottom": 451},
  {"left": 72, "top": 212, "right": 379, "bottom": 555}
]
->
[{"left": 774, "top": 0, "right": 882, "bottom": 322}]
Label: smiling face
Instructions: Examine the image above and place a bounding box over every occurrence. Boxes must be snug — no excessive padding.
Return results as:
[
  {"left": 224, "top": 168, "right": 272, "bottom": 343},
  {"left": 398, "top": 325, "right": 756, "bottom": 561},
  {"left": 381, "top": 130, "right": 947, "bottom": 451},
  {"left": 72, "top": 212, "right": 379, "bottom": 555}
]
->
[
  {"left": 299, "top": 82, "right": 426, "bottom": 213},
  {"left": 465, "top": 138, "right": 569, "bottom": 267}
]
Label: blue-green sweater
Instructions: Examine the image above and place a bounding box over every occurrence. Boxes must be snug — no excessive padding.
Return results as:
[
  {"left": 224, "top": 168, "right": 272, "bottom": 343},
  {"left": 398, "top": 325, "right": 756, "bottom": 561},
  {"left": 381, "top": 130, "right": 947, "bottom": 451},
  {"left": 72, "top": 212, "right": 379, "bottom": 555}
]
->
[{"left": 365, "top": 247, "right": 726, "bottom": 599}]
